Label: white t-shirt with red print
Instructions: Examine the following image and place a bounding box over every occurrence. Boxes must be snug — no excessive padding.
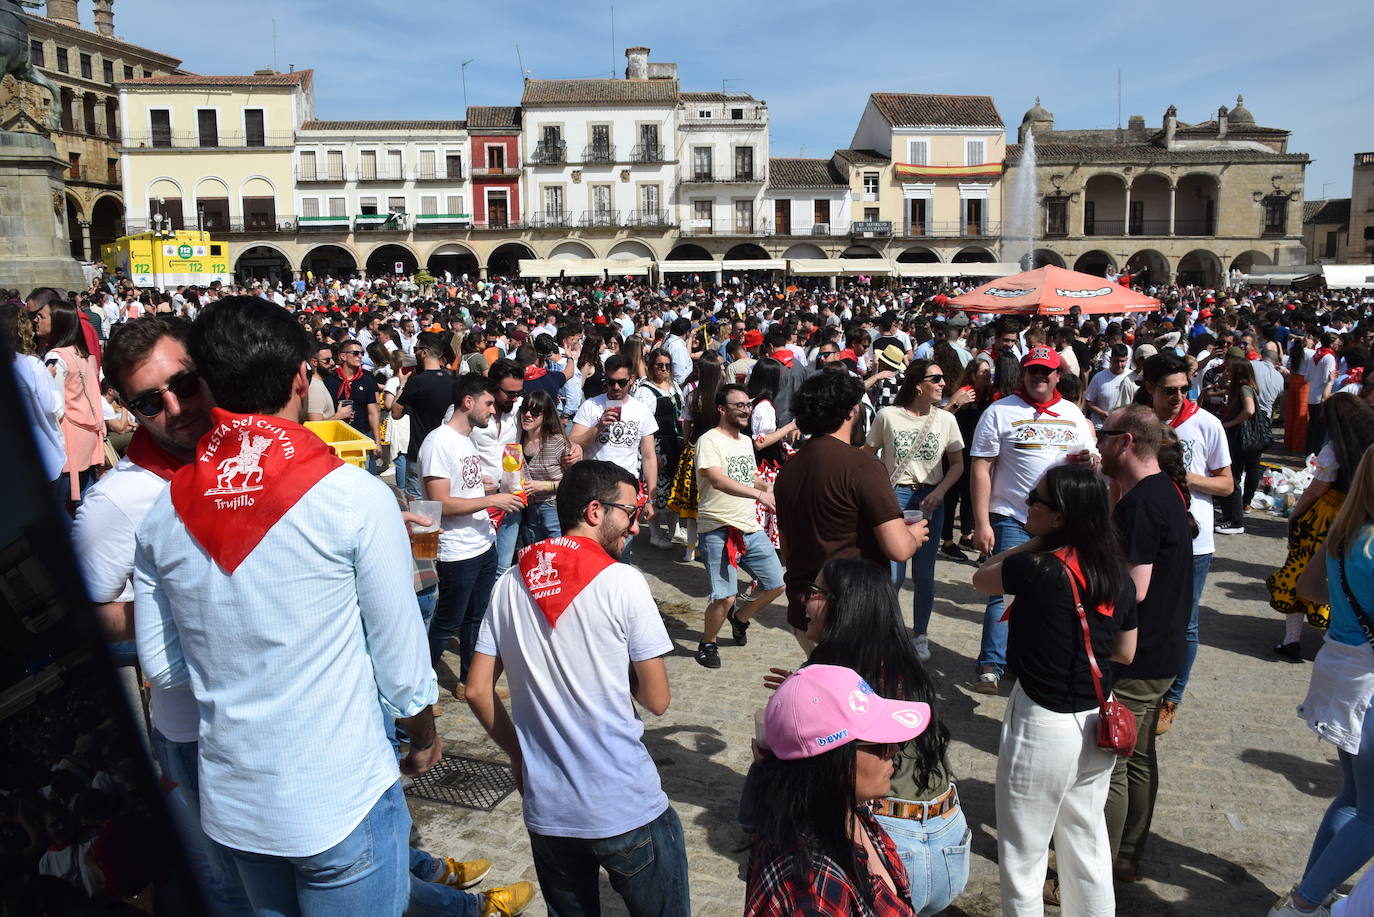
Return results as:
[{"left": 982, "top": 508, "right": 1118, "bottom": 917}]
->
[{"left": 418, "top": 423, "right": 494, "bottom": 562}]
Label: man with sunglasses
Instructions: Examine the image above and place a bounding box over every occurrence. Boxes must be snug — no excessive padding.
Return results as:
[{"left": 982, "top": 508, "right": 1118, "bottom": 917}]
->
[
  {"left": 1141, "top": 352, "right": 1231, "bottom": 737},
  {"left": 305, "top": 343, "right": 350, "bottom": 423},
  {"left": 323, "top": 339, "right": 383, "bottom": 471},
  {"left": 466, "top": 461, "right": 688, "bottom": 915}
]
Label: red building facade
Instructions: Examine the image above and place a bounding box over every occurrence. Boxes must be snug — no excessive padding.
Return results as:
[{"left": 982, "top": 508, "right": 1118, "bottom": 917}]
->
[{"left": 467, "top": 107, "right": 522, "bottom": 229}]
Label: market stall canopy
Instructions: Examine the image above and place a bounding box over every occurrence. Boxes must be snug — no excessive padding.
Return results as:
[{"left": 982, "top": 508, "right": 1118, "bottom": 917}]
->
[
  {"left": 659, "top": 260, "right": 721, "bottom": 274},
  {"left": 721, "top": 259, "right": 786, "bottom": 271},
  {"left": 896, "top": 262, "right": 1021, "bottom": 278},
  {"left": 519, "top": 259, "right": 606, "bottom": 278},
  {"left": 1242, "top": 266, "right": 1319, "bottom": 286},
  {"left": 949, "top": 265, "right": 1161, "bottom": 315},
  {"left": 1323, "top": 264, "right": 1374, "bottom": 290},
  {"left": 603, "top": 257, "right": 653, "bottom": 277}
]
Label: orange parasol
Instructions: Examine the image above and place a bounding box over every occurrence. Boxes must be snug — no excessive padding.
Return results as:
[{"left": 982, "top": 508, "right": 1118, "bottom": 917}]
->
[{"left": 949, "top": 265, "right": 1160, "bottom": 315}]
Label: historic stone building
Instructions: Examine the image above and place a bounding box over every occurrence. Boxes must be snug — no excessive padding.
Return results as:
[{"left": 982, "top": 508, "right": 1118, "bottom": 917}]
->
[
  {"left": 1, "top": 0, "right": 181, "bottom": 260},
  {"left": 1342, "top": 151, "right": 1374, "bottom": 265},
  {"left": 1003, "top": 95, "right": 1310, "bottom": 287}
]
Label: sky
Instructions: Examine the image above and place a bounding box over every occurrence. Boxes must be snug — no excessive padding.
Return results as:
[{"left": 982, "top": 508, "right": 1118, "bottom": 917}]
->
[{"left": 101, "top": 0, "right": 1374, "bottom": 199}]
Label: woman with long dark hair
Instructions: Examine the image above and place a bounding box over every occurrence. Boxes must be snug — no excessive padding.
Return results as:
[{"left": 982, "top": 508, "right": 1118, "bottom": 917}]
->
[
  {"left": 633, "top": 346, "right": 686, "bottom": 548},
  {"left": 973, "top": 464, "right": 1137, "bottom": 916},
  {"left": 746, "top": 358, "right": 798, "bottom": 464},
  {"left": 516, "top": 388, "right": 569, "bottom": 545},
  {"left": 668, "top": 351, "right": 724, "bottom": 562},
  {"left": 992, "top": 351, "right": 1022, "bottom": 401},
  {"left": 1217, "top": 355, "right": 1264, "bottom": 533},
  {"left": 43, "top": 298, "right": 104, "bottom": 505},
  {"left": 940, "top": 356, "right": 992, "bottom": 560}
]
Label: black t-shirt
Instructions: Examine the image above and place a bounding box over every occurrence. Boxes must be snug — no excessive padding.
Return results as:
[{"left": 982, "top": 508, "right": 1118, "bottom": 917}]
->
[
  {"left": 396, "top": 368, "right": 454, "bottom": 461},
  {"left": 323, "top": 370, "right": 380, "bottom": 428},
  {"left": 1003, "top": 551, "right": 1138, "bottom": 713},
  {"left": 1070, "top": 339, "right": 1091, "bottom": 375},
  {"left": 1112, "top": 472, "right": 1194, "bottom": 680}
]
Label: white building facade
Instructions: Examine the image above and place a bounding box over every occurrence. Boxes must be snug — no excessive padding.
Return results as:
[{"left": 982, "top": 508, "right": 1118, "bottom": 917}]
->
[{"left": 675, "top": 92, "right": 769, "bottom": 237}]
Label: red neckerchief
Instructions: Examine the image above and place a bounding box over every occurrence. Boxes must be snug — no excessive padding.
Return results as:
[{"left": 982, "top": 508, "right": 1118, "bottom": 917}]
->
[
  {"left": 1348, "top": 367, "right": 1366, "bottom": 387},
  {"left": 125, "top": 428, "right": 184, "bottom": 482},
  {"left": 1315, "top": 347, "right": 1335, "bottom": 364},
  {"left": 169, "top": 408, "right": 343, "bottom": 574},
  {"left": 1014, "top": 388, "right": 1062, "bottom": 418},
  {"left": 516, "top": 535, "right": 618, "bottom": 628},
  {"left": 335, "top": 364, "right": 363, "bottom": 401},
  {"left": 999, "top": 546, "right": 1114, "bottom": 621},
  {"left": 724, "top": 527, "right": 748, "bottom": 569},
  {"left": 524, "top": 364, "right": 548, "bottom": 380},
  {"left": 1167, "top": 399, "right": 1200, "bottom": 429}
]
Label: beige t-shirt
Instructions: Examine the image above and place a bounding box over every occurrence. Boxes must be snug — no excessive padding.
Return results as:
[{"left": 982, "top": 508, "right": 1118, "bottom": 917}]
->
[
  {"left": 866, "top": 405, "right": 963, "bottom": 486},
  {"left": 308, "top": 373, "right": 336, "bottom": 419},
  {"left": 694, "top": 427, "right": 761, "bottom": 534}
]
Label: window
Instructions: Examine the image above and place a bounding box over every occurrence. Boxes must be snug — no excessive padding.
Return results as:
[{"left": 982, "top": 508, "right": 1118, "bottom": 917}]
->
[
  {"left": 865, "top": 207, "right": 879, "bottom": 222},
  {"left": 197, "top": 197, "right": 229, "bottom": 231},
  {"left": 328, "top": 196, "right": 346, "bottom": 217},
  {"left": 150, "top": 109, "right": 171, "bottom": 148},
  {"left": 105, "top": 98, "right": 119, "bottom": 141},
  {"left": 80, "top": 53, "right": 92, "bottom": 79},
  {"left": 445, "top": 194, "right": 464, "bottom": 215},
  {"left": 123, "top": 64, "right": 133, "bottom": 80},
  {"left": 591, "top": 184, "right": 613, "bottom": 223},
  {"left": 1083, "top": 200, "right": 1096, "bottom": 236},
  {"left": 418, "top": 149, "right": 436, "bottom": 179},
  {"left": 244, "top": 109, "right": 265, "bottom": 147},
  {"left": 445, "top": 153, "right": 463, "bottom": 179},
  {"left": 735, "top": 199, "right": 754, "bottom": 233},
  {"left": 1045, "top": 197, "right": 1068, "bottom": 236},
  {"left": 419, "top": 195, "right": 438, "bottom": 214},
  {"left": 731, "top": 108, "right": 744, "bottom": 120},
  {"left": 197, "top": 109, "right": 218, "bottom": 147},
  {"left": 1263, "top": 197, "right": 1287, "bottom": 235},
  {"left": 966, "top": 139, "right": 986, "bottom": 165},
  {"left": 360, "top": 150, "right": 378, "bottom": 180},
  {"left": 698, "top": 109, "right": 711, "bottom": 119},
  {"left": 486, "top": 144, "right": 505, "bottom": 170},
  {"left": 56, "top": 47, "right": 68, "bottom": 73},
  {"left": 1324, "top": 230, "right": 1339, "bottom": 259},
  {"left": 387, "top": 196, "right": 406, "bottom": 214},
  {"left": 102, "top": 59, "right": 113, "bottom": 83},
  {"left": 908, "top": 198, "right": 927, "bottom": 235},
  {"left": 814, "top": 198, "right": 830, "bottom": 226},
  {"left": 542, "top": 125, "right": 562, "bottom": 143},
  {"left": 640, "top": 184, "right": 660, "bottom": 217},
  {"left": 774, "top": 199, "right": 791, "bottom": 234},
  {"left": 638, "top": 123, "right": 660, "bottom": 160},
  {"left": 543, "top": 185, "right": 564, "bottom": 219},
  {"left": 863, "top": 172, "right": 879, "bottom": 199},
  {"left": 301, "top": 198, "right": 321, "bottom": 217},
  {"left": 692, "top": 147, "right": 712, "bottom": 180},
  {"left": 29, "top": 40, "right": 43, "bottom": 67},
  {"left": 734, "top": 147, "right": 754, "bottom": 180},
  {"left": 963, "top": 198, "right": 985, "bottom": 235},
  {"left": 243, "top": 196, "right": 276, "bottom": 230},
  {"left": 67, "top": 152, "right": 80, "bottom": 180},
  {"left": 299, "top": 151, "right": 317, "bottom": 180},
  {"left": 142, "top": 70, "right": 151, "bottom": 78},
  {"left": 326, "top": 150, "right": 344, "bottom": 181},
  {"left": 1129, "top": 200, "right": 1144, "bottom": 236},
  {"left": 907, "top": 140, "right": 929, "bottom": 165},
  {"left": 693, "top": 199, "right": 713, "bottom": 233},
  {"left": 359, "top": 196, "right": 378, "bottom": 215},
  {"left": 590, "top": 124, "right": 612, "bottom": 161},
  {"left": 387, "top": 149, "right": 403, "bottom": 180},
  {"left": 106, "top": 157, "right": 117, "bottom": 183}
]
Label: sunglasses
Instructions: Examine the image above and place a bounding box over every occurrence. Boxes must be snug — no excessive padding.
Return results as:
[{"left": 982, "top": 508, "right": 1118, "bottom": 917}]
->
[
  {"left": 606, "top": 377, "right": 630, "bottom": 389},
  {"left": 600, "top": 500, "right": 642, "bottom": 524},
  {"left": 653, "top": 362, "right": 672, "bottom": 369},
  {"left": 1026, "top": 490, "right": 1060, "bottom": 511},
  {"left": 126, "top": 371, "right": 202, "bottom": 417},
  {"left": 855, "top": 741, "right": 898, "bottom": 758},
  {"left": 521, "top": 407, "right": 544, "bottom": 417},
  {"left": 341, "top": 349, "right": 363, "bottom": 356},
  {"left": 1156, "top": 385, "right": 1189, "bottom": 396},
  {"left": 923, "top": 374, "right": 945, "bottom": 383}
]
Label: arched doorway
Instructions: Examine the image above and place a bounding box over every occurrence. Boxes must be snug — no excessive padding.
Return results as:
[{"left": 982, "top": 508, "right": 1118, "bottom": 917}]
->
[
  {"left": 782, "top": 243, "right": 826, "bottom": 260},
  {"left": 366, "top": 243, "right": 419, "bottom": 278},
  {"left": 90, "top": 196, "right": 125, "bottom": 254},
  {"left": 548, "top": 240, "right": 597, "bottom": 259},
  {"left": 724, "top": 243, "right": 770, "bottom": 261},
  {"left": 896, "top": 247, "right": 940, "bottom": 263},
  {"left": 841, "top": 244, "right": 881, "bottom": 259},
  {"left": 1178, "top": 249, "right": 1222, "bottom": 287},
  {"left": 1229, "top": 250, "right": 1273, "bottom": 275},
  {"left": 236, "top": 245, "right": 293, "bottom": 285},
  {"left": 301, "top": 244, "right": 358, "bottom": 280},
  {"left": 193, "top": 178, "right": 232, "bottom": 232},
  {"left": 1031, "top": 249, "right": 1065, "bottom": 268},
  {"left": 147, "top": 178, "right": 185, "bottom": 231},
  {"left": 1124, "top": 249, "right": 1169, "bottom": 285},
  {"left": 1082, "top": 174, "right": 1126, "bottom": 236},
  {"left": 426, "top": 243, "right": 479, "bottom": 281},
  {"left": 1128, "top": 173, "right": 1171, "bottom": 236},
  {"left": 1073, "top": 250, "right": 1116, "bottom": 276},
  {"left": 488, "top": 242, "right": 535, "bottom": 279},
  {"left": 1175, "top": 175, "right": 1218, "bottom": 236},
  {"left": 666, "top": 243, "right": 712, "bottom": 262},
  {"left": 65, "top": 194, "right": 84, "bottom": 260},
  {"left": 952, "top": 246, "right": 996, "bottom": 263}
]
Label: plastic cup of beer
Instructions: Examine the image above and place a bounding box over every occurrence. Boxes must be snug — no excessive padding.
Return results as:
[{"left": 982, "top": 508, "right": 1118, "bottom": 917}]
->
[
  {"left": 606, "top": 400, "right": 623, "bottom": 423},
  {"left": 408, "top": 499, "right": 442, "bottom": 560},
  {"left": 903, "top": 509, "right": 924, "bottom": 525}
]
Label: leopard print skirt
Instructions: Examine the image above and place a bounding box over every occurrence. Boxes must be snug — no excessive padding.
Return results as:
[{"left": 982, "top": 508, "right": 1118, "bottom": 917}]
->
[{"left": 1266, "top": 488, "right": 1345, "bottom": 629}]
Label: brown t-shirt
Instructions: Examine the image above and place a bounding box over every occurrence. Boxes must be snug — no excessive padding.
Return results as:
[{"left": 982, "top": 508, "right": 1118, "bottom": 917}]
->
[{"left": 774, "top": 435, "right": 902, "bottom": 629}]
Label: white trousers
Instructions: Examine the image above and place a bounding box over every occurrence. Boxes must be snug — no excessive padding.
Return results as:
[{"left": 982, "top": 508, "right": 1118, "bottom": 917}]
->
[{"left": 996, "top": 681, "right": 1117, "bottom": 917}]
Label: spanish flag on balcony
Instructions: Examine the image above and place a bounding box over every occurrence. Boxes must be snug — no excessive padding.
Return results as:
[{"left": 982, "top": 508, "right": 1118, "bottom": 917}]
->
[{"left": 894, "top": 162, "right": 1003, "bottom": 179}]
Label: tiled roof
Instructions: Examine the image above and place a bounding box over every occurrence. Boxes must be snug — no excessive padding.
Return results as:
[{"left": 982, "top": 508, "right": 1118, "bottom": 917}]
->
[
  {"left": 1304, "top": 199, "right": 1351, "bottom": 225},
  {"left": 26, "top": 12, "right": 182, "bottom": 66},
  {"left": 120, "top": 69, "right": 312, "bottom": 88},
  {"left": 833, "top": 148, "right": 890, "bottom": 166},
  {"left": 300, "top": 120, "right": 465, "bottom": 132},
  {"left": 1177, "top": 120, "right": 1288, "bottom": 136},
  {"left": 466, "top": 106, "right": 521, "bottom": 130},
  {"left": 680, "top": 91, "right": 756, "bottom": 103},
  {"left": 1005, "top": 141, "right": 1308, "bottom": 165},
  {"left": 870, "top": 92, "right": 1003, "bottom": 128},
  {"left": 521, "top": 78, "right": 679, "bottom": 106},
  {"left": 768, "top": 158, "right": 847, "bottom": 188}
]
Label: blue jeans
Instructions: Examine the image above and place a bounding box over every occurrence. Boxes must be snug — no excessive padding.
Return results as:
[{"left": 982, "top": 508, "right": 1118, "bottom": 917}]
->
[
  {"left": 977, "top": 513, "right": 1031, "bottom": 676},
  {"left": 892, "top": 484, "right": 944, "bottom": 636},
  {"left": 519, "top": 501, "right": 562, "bottom": 547},
  {"left": 1163, "top": 553, "right": 1211, "bottom": 705},
  {"left": 406, "top": 848, "right": 480, "bottom": 917},
  {"left": 698, "top": 526, "right": 785, "bottom": 601},
  {"left": 431, "top": 548, "right": 498, "bottom": 680},
  {"left": 494, "top": 508, "right": 522, "bottom": 576},
  {"left": 395, "top": 454, "right": 423, "bottom": 501},
  {"left": 528, "top": 806, "right": 691, "bottom": 917},
  {"left": 874, "top": 803, "right": 971, "bottom": 916},
  {"left": 151, "top": 730, "right": 253, "bottom": 916},
  {"left": 226, "top": 780, "right": 410, "bottom": 917},
  {"left": 1298, "top": 702, "right": 1374, "bottom": 905}
]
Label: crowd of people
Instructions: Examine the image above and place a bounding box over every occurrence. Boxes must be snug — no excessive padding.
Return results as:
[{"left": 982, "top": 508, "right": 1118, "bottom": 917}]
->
[{"left": 4, "top": 266, "right": 1374, "bottom": 916}]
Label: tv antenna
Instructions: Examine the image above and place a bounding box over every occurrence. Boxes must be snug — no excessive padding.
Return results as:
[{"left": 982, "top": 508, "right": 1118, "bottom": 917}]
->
[
  {"left": 722, "top": 78, "right": 742, "bottom": 96},
  {"left": 610, "top": 4, "right": 616, "bottom": 78},
  {"left": 515, "top": 44, "right": 529, "bottom": 81},
  {"left": 461, "top": 59, "right": 474, "bottom": 117}
]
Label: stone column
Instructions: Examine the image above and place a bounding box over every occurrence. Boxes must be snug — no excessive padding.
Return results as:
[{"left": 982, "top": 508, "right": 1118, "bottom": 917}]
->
[
  {"left": 1168, "top": 186, "right": 1176, "bottom": 236},
  {"left": 1123, "top": 184, "right": 1132, "bottom": 236},
  {"left": 79, "top": 220, "right": 91, "bottom": 261}
]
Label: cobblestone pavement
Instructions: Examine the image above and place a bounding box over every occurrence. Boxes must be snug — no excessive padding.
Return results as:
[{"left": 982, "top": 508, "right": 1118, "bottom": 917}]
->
[{"left": 415, "top": 509, "right": 1341, "bottom": 916}]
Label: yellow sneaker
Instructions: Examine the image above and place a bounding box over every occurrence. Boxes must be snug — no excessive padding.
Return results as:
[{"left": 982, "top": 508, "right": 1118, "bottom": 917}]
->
[
  {"left": 434, "top": 855, "right": 491, "bottom": 889},
  {"left": 480, "top": 881, "right": 535, "bottom": 916}
]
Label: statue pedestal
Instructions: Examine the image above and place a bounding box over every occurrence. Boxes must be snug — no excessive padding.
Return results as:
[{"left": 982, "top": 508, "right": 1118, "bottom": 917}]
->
[{"left": 0, "top": 132, "right": 86, "bottom": 292}]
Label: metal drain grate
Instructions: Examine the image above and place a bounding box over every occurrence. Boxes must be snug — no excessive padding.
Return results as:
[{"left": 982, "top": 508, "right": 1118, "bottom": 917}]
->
[{"left": 404, "top": 754, "right": 516, "bottom": 811}]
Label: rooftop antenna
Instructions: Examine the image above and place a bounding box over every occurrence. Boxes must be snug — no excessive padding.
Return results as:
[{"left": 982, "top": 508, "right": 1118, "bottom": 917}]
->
[
  {"left": 610, "top": 4, "right": 615, "bottom": 78},
  {"left": 515, "top": 44, "right": 527, "bottom": 81},
  {"left": 1116, "top": 68, "right": 1122, "bottom": 129},
  {"left": 271, "top": 19, "right": 277, "bottom": 73},
  {"left": 461, "top": 59, "right": 474, "bottom": 117},
  {"left": 721, "top": 78, "right": 742, "bottom": 95}
]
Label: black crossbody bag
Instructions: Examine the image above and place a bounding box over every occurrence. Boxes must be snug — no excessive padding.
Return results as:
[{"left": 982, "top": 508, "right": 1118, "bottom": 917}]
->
[{"left": 1336, "top": 554, "right": 1374, "bottom": 650}]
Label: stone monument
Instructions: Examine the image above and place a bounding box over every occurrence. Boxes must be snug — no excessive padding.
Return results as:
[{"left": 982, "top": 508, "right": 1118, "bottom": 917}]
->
[{"left": 0, "top": 0, "right": 87, "bottom": 291}]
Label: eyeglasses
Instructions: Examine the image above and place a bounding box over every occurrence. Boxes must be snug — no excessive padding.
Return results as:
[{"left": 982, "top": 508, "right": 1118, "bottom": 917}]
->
[
  {"left": 1026, "top": 490, "right": 1060, "bottom": 511},
  {"left": 653, "top": 362, "right": 672, "bottom": 369},
  {"left": 1156, "top": 385, "right": 1189, "bottom": 396},
  {"left": 606, "top": 377, "right": 630, "bottom": 389},
  {"left": 600, "top": 500, "right": 642, "bottom": 524},
  {"left": 126, "top": 371, "right": 202, "bottom": 417},
  {"left": 803, "top": 583, "right": 829, "bottom": 600},
  {"left": 923, "top": 374, "right": 945, "bottom": 383},
  {"left": 723, "top": 400, "right": 752, "bottom": 411},
  {"left": 341, "top": 349, "right": 363, "bottom": 356}
]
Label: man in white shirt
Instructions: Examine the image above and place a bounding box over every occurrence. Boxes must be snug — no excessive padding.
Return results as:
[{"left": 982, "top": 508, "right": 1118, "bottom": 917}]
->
[
  {"left": 1084, "top": 344, "right": 1136, "bottom": 428},
  {"left": 969, "top": 346, "right": 1096, "bottom": 694},
  {"left": 664, "top": 317, "right": 693, "bottom": 385},
  {"left": 469, "top": 359, "right": 526, "bottom": 573},
  {"left": 1302, "top": 331, "right": 1339, "bottom": 455},
  {"left": 1142, "top": 352, "right": 1232, "bottom": 732},
  {"left": 135, "top": 297, "right": 439, "bottom": 914},
  {"left": 420, "top": 371, "right": 524, "bottom": 689},
  {"left": 466, "top": 460, "right": 689, "bottom": 915}
]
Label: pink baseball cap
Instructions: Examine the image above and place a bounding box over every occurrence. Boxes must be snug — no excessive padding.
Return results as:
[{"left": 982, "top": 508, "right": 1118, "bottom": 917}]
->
[{"left": 764, "top": 664, "right": 931, "bottom": 760}]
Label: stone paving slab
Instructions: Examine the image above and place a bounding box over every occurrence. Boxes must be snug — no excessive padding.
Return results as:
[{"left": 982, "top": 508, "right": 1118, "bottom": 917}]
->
[{"left": 414, "top": 510, "right": 1340, "bottom": 915}]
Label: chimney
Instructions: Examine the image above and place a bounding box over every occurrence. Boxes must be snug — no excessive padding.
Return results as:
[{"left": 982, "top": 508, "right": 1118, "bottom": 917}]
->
[
  {"left": 624, "top": 46, "right": 649, "bottom": 80},
  {"left": 45, "top": 0, "right": 78, "bottom": 28},
  {"left": 1217, "top": 105, "right": 1228, "bottom": 139},
  {"left": 1163, "top": 105, "right": 1177, "bottom": 147},
  {"left": 1127, "top": 114, "right": 1145, "bottom": 138},
  {"left": 91, "top": 0, "right": 113, "bottom": 37}
]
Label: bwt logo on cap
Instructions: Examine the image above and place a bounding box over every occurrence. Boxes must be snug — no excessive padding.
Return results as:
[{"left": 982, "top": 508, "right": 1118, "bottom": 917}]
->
[{"left": 816, "top": 729, "right": 849, "bottom": 748}]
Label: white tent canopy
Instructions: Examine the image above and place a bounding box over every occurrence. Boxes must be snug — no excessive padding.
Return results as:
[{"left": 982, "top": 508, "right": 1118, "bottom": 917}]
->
[
  {"left": 1242, "top": 265, "right": 1319, "bottom": 286},
  {"left": 1323, "top": 264, "right": 1374, "bottom": 290},
  {"left": 721, "top": 259, "right": 785, "bottom": 271},
  {"left": 659, "top": 260, "right": 721, "bottom": 274},
  {"left": 893, "top": 262, "right": 1020, "bottom": 278},
  {"left": 519, "top": 258, "right": 605, "bottom": 278}
]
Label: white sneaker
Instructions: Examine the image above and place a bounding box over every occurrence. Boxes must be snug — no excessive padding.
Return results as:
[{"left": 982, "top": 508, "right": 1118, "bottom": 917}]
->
[
  {"left": 913, "top": 634, "right": 932, "bottom": 662},
  {"left": 649, "top": 528, "right": 672, "bottom": 549},
  {"left": 681, "top": 545, "right": 696, "bottom": 563},
  {"left": 671, "top": 525, "right": 688, "bottom": 546},
  {"left": 1268, "top": 892, "right": 1331, "bottom": 917}
]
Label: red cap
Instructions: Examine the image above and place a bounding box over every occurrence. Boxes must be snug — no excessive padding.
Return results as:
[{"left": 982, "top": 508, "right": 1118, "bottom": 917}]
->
[
  {"left": 1199, "top": 309, "right": 1213, "bottom": 319},
  {"left": 1021, "top": 346, "right": 1062, "bottom": 371},
  {"left": 742, "top": 329, "right": 764, "bottom": 349}
]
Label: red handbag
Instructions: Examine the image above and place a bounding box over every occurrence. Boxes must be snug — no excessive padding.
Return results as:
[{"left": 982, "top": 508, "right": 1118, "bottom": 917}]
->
[{"left": 1062, "top": 558, "right": 1137, "bottom": 758}]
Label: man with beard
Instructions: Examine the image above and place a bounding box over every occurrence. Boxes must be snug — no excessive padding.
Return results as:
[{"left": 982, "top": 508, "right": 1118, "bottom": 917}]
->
[
  {"left": 466, "top": 460, "right": 688, "bottom": 915},
  {"left": 71, "top": 315, "right": 250, "bottom": 912}
]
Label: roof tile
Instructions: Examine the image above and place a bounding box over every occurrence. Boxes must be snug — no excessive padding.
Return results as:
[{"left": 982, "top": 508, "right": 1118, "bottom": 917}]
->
[
  {"left": 1304, "top": 199, "right": 1351, "bottom": 225},
  {"left": 768, "top": 158, "right": 847, "bottom": 188},
  {"left": 119, "top": 70, "right": 312, "bottom": 88},
  {"left": 680, "top": 91, "right": 757, "bottom": 103},
  {"left": 1005, "top": 141, "right": 1308, "bottom": 165},
  {"left": 870, "top": 92, "right": 1003, "bottom": 128},
  {"left": 299, "top": 120, "right": 465, "bottom": 132},
  {"left": 465, "top": 106, "right": 521, "bottom": 130},
  {"left": 521, "top": 78, "right": 678, "bottom": 106}
]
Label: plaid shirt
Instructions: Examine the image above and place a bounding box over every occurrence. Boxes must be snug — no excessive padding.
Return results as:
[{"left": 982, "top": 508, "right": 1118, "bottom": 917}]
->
[{"left": 745, "top": 809, "right": 914, "bottom": 917}]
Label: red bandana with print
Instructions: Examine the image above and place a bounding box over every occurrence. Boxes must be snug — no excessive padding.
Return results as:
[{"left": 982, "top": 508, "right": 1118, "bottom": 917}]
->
[
  {"left": 1014, "top": 388, "right": 1062, "bottom": 418},
  {"left": 517, "top": 535, "right": 617, "bottom": 629},
  {"left": 125, "top": 428, "right": 184, "bottom": 481},
  {"left": 169, "top": 409, "right": 343, "bottom": 574}
]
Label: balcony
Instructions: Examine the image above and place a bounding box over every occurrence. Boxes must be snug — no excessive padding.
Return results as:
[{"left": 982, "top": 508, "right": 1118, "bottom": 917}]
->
[
  {"left": 631, "top": 144, "right": 665, "bottom": 163},
  {"left": 628, "top": 209, "right": 673, "bottom": 228},
  {"left": 901, "top": 220, "right": 1001, "bottom": 238},
  {"left": 354, "top": 212, "right": 409, "bottom": 231},
  {"left": 297, "top": 215, "right": 351, "bottom": 231},
  {"left": 1081, "top": 218, "right": 1214, "bottom": 237},
  {"left": 526, "top": 211, "right": 574, "bottom": 229},
  {"left": 471, "top": 165, "right": 521, "bottom": 178},
  {"left": 415, "top": 167, "right": 465, "bottom": 181},
  {"left": 120, "top": 130, "right": 295, "bottom": 150},
  {"left": 681, "top": 217, "right": 769, "bottom": 236},
  {"left": 1357, "top": 152, "right": 1374, "bottom": 166},
  {"left": 531, "top": 141, "right": 566, "bottom": 165},
  {"left": 582, "top": 144, "right": 616, "bottom": 165},
  {"left": 470, "top": 218, "right": 524, "bottom": 230},
  {"left": 413, "top": 213, "right": 472, "bottom": 229},
  {"left": 683, "top": 169, "right": 765, "bottom": 184},
  {"left": 578, "top": 210, "right": 621, "bottom": 228},
  {"left": 127, "top": 216, "right": 297, "bottom": 234},
  {"left": 356, "top": 168, "right": 404, "bottom": 183},
  {"left": 296, "top": 167, "right": 346, "bottom": 183}
]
